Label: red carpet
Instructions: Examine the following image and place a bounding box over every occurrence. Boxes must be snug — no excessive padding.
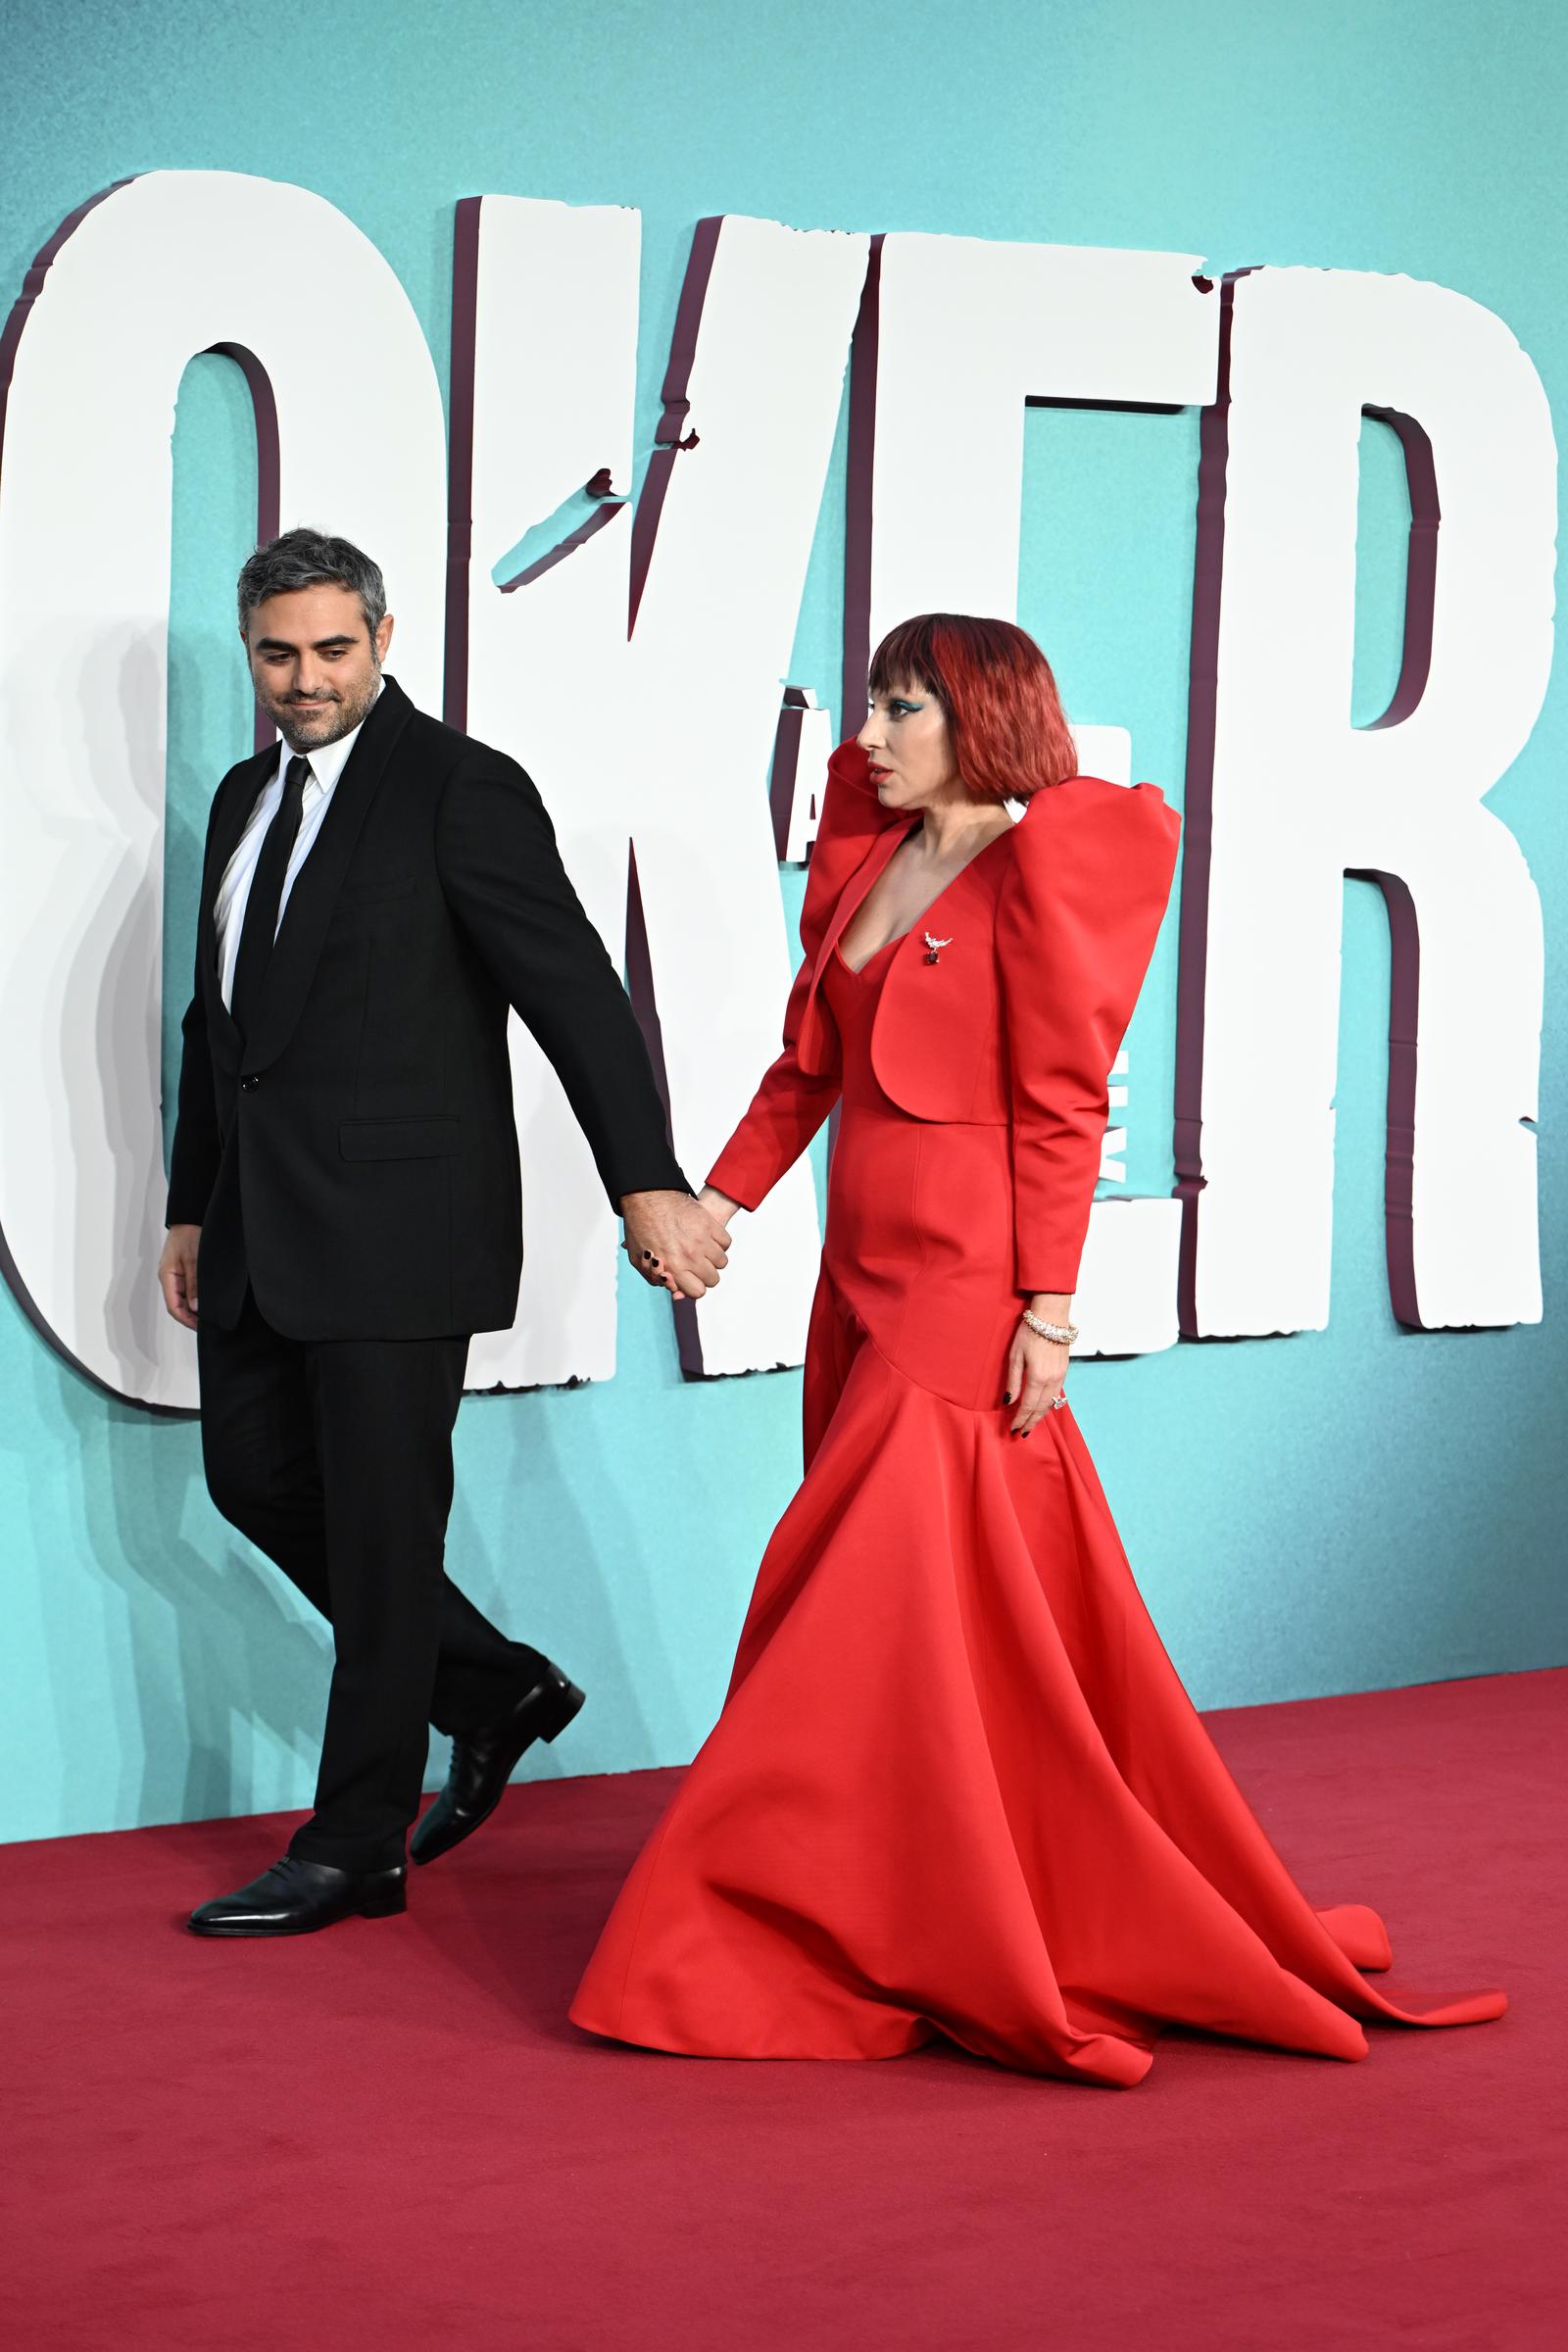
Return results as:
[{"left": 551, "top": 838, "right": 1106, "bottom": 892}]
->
[{"left": 4, "top": 1670, "right": 1562, "bottom": 2350}]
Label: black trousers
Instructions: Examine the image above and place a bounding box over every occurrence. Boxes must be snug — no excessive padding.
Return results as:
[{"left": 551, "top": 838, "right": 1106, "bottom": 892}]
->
[{"left": 197, "top": 1293, "right": 545, "bottom": 1872}]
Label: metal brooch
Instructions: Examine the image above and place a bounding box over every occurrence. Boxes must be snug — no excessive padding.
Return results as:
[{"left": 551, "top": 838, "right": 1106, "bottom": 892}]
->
[{"left": 923, "top": 932, "right": 953, "bottom": 965}]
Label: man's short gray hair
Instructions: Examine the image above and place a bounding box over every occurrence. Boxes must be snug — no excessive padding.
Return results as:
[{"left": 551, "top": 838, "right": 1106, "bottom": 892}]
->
[{"left": 236, "top": 528, "right": 387, "bottom": 640}]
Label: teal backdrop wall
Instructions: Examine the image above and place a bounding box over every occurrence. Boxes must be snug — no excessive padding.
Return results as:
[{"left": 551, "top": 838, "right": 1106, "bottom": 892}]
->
[{"left": 1, "top": 0, "right": 1563, "bottom": 1843}]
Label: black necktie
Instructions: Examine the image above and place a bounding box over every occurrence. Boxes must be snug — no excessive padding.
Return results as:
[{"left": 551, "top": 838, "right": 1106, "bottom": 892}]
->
[{"left": 230, "top": 754, "right": 309, "bottom": 1037}]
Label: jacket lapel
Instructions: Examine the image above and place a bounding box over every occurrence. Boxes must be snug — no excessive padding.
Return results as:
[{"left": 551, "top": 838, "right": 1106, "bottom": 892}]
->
[
  {"left": 240, "top": 677, "right": 416, "bottom": 1075},
  {"left": 816, "top": 819, "right": 914, "bottom": 971},
  {"left": 198, "top": 744, "right": 276, "bottom": 1054},
  {"left": 796, "top": 818, "right": 914, "bottom": 1069},
  {"left": 817, "top": 827, "right": 911, "bottom": 964}
]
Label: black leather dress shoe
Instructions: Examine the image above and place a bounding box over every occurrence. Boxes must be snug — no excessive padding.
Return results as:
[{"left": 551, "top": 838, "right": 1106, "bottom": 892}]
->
[
  {"left": 412, "top": 1662, "right": 586, "bottom": 1865},
  {"left": 187, "top": 1854, "right": 407, "bottom": 1937}
]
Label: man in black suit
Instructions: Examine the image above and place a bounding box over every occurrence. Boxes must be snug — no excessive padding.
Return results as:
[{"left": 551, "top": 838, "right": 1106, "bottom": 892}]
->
[{"left": 160, "top": 527, "right": 728, "bottom": 1937}]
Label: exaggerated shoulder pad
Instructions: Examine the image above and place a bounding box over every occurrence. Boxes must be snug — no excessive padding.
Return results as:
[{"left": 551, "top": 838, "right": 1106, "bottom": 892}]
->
[
  {"left": 815, "top": 735, "right": 902, "bottom": 851},
  {"left": 997, "top": 776, "right": 1182, "bottom": 1087},
  {"left": 794, "top": 736, "right": 906, "bottom": 952},
  {"left": 995, "top": 776, "right": 1180, "bottom": 1296},
  {"left": 1005, "top": 774, "right": 1181, "bottom": 913}
]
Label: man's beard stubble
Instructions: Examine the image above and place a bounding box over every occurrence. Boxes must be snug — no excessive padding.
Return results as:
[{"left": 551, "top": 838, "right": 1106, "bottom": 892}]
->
[{"left": 261, "top": 664, "right": 380, "bottom": 752}]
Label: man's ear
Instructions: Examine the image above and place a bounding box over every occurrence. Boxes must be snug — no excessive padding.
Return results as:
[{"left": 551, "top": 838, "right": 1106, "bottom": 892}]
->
[{"left": 375, "top": 613, "right": 395, "bottom": 662}]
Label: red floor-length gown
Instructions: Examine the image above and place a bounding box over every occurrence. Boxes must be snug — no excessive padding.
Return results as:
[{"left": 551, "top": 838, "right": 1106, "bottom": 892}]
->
[{"left": 571, "top": 745, "right": 1504, "bottom": 2085}]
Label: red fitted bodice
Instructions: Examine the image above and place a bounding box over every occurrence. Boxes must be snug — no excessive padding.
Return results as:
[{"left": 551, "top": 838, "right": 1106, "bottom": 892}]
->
[{"left": 817, "top": 933, "right": 1019, "bottom": 1413}]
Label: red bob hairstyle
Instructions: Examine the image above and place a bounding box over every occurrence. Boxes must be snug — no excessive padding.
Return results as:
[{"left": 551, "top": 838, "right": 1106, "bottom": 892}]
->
[{"left": 867, "top": 613, "right": 1077, "bottom": 803}]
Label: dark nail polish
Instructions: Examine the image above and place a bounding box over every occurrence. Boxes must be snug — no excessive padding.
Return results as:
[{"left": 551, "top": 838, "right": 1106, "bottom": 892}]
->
[{"left": 1003, "top": 1392, "right": 1012, "bottom": 1405}]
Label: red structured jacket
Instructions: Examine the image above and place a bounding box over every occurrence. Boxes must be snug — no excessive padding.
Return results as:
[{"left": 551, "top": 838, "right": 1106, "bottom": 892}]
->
[{"left": 708, "top": 738, "right": 1181, "bottom": 1297}]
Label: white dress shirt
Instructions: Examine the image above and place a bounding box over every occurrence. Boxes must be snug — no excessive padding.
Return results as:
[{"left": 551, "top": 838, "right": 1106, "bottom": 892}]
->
[{"left": 214, "top": 680, "right": 383, "bottom": 1011}]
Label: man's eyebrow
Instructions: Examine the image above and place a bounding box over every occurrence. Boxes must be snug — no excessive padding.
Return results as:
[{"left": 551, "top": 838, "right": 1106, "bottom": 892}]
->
[{"left": 252, "top": 634, "right": 360, "bottom": 653}]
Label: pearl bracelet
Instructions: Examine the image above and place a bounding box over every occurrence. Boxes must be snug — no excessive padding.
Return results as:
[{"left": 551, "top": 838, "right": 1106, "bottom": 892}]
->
[{"left": 1022, "top": 1309, "right": 1078, "bottom": 1347}]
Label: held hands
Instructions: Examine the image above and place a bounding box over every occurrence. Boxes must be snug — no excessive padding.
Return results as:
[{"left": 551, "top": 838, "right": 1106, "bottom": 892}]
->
[
  {"left": 698, "top": 1184, "right": 740, "bottom": 1227},
  {"left": 1004, "top": 1295, "right": 1073, "bottom": 1436},
  {"left": 620, "top": 1188, "right": 737, "bottom": 1299},
  {"left": 158, "top": 1224, "right": 201, "bottom": 1330}
]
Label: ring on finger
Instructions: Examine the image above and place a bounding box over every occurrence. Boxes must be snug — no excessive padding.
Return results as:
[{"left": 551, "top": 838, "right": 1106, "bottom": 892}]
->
[{"left": 1049, "top": 1393, "right": 1068, "bottom": 1411}]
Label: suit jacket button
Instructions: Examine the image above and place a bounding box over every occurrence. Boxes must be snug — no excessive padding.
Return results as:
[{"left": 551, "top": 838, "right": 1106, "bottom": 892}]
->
[{"left": 240, "top": 1074, "right": 259, "bottom": 1092}]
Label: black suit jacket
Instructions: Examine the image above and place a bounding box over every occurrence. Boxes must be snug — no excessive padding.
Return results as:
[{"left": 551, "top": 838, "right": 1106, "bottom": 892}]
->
[{"left": 168, "top": 677, "right": 687, "bottom": 1339}]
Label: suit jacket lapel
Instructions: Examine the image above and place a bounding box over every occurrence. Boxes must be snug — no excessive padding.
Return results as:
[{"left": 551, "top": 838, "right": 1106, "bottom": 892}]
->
[
  {"left": 198, "top": 744, "right": 275, "bottom": 1054},
  {"left": 240, "top": 677, "right": 415, "bottom": 1075}
]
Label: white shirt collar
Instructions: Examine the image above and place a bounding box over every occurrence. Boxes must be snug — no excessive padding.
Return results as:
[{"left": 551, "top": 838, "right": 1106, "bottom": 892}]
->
[{"left": 278, "top": 674, "right": 384, "bottom": 796}]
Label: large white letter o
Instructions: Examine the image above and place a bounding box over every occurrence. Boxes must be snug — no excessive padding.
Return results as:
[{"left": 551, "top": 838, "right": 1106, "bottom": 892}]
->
[{"left": 0, "top": 172, "right": 446, "bottom": 1405}]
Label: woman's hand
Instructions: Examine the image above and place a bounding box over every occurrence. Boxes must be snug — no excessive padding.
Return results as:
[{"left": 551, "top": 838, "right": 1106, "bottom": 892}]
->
[
  {"left": 1004, "top": 1298, "right": 1072, "bottom": 1436},
  {"left": 624, "top": 1186, "right": 740, "bottom": 1300},
  {"left": 621, "top": 1191, "right": 731, "bottom": 1298}
]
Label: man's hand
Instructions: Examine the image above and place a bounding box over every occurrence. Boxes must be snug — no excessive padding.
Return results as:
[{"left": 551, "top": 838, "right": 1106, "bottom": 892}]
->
[
  {"left": 620, "top": 1190, "right": 731, "bottom": 1299},
  {"left": 159, "top": 1223, "right": 202, "bottom": 1330}
]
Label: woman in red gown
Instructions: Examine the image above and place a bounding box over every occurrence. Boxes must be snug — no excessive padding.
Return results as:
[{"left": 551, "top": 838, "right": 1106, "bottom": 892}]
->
[{"left": 571, "top": 614, "right": 1504, "bottom": 2086}]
